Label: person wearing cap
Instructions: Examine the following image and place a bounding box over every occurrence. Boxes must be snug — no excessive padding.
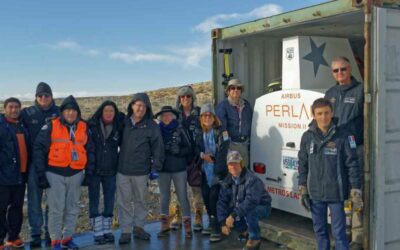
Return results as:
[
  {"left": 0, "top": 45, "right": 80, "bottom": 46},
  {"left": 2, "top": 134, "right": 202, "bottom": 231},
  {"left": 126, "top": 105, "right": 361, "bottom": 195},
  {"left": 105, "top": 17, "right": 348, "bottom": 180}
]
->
[
  {"left": 216, "top": 79, "right": 253, "bottom": 169},
  {"left": 217, "top": 150, "right": 271, "bottom": 250},
  {"left": 117, "top": 93, "right": 164, "bottom": 244},
  {"left": 154, "top": 106, "right": 193, "bottom": 238},
  {"left": 194, "top": 103, "right": 230, "bottom": 242},
  {"left": 21, "top": 82, "right": 59, "bottom": 248},
  {"left": 0, "top": 98, "right": 29, "bottom": 249},
  {"left": 297, "top": 98, "right": 361, "bottom": 250},
  {"left": 33, "top": 95, "right": 95, "bottom": 250},
  {"left": 171, "top": 85, "right": 204, "bottom": 232},
  {"left": 87, "top": 101, "right": 124, "bottom": 245}
]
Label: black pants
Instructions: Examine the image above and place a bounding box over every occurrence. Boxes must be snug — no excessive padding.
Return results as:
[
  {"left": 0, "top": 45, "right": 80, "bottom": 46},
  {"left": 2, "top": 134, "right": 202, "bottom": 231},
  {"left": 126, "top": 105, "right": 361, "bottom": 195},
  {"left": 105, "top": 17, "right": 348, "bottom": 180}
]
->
[
  {"left": 200, "top": 176, "right": 220, "bottom": 217},
  {"left": 0, "top": 185, "right": 25, "bottom": 241}
]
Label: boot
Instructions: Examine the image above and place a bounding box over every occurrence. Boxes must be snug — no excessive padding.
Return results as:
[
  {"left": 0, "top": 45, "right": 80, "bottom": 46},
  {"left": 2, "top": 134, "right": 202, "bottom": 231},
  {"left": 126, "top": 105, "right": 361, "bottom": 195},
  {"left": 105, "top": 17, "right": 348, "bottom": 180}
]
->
[
  {"left": 133, "top": 226, "right": 151, "bottom": 240},
  {"left": 183, "top": 216, "right": 192, "bottom": 239},
  {"left": 209, "top": 216, "right": 222, "bottom": 243},
  {"left": 103, "top": 216, "right": 115, "bottom": 243},
  {"left": 169, "top": 204, "right": 182, "bottom": 230},
  {"left": 118, "top": 233, "right": 131, "bottom": 245},
  {"left": 157, "top": 214, "right": 171, "bottom": 238},
  {"left": 90, "top": 216, "right": 106, "bottom": 245},
  {"left": 243, "top": 239, "right": 261, "bottom": 250},
  {"left": 193, "top": 209, "right": 203, "bottom": 232}
]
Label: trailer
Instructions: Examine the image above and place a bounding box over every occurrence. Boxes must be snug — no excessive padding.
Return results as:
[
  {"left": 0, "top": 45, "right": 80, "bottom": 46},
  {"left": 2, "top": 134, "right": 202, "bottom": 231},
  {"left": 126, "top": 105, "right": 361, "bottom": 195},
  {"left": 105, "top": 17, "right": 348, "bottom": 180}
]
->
[{"left": 211, "top": 1, "right": 400, "bottom": 249}]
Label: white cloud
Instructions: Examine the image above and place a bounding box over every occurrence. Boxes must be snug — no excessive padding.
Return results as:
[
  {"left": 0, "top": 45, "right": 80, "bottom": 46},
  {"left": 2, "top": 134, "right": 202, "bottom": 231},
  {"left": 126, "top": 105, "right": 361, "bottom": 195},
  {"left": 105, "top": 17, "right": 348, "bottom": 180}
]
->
[
  {"left": 170, "top": 42, "right": 210, "bottom": 68},
  {"left": 49, "top": 40, "right": 101, "bottom": 57},
  {"left": 109, "top": 51, "right": 178, "bottom": 63},
  {"left": 52, "top": 40, "right": 81, "bottom": 50},
  {"left": 194, "top": 4, "right": 283, "bottom": 33}
]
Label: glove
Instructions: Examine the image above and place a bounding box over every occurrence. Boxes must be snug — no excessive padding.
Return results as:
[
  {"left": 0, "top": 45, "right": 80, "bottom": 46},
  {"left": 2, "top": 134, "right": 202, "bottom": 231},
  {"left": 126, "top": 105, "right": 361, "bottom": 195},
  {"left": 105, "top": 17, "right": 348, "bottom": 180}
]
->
[
  {"left": 350, "top": 188, "right": 363, "bottom": 211},
  {"left": 38, "top": 174, "right": 50, "bottom": 189},
  {"left": 149, "top": 170, "right": 159, "bottom": 180},
  {"left": 299, "top": 186, "right": 311, "bottom": 212},
  {"left": 81, "top": 174, "right": 91, "bottom": 186}
]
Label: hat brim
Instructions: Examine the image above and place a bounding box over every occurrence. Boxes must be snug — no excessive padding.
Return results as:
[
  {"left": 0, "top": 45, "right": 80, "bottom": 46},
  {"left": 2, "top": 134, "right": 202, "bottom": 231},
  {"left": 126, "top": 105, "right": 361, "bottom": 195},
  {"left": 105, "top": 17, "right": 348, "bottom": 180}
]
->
[{"left": 155, "top": 109, "right": 179, "bottom": 118}]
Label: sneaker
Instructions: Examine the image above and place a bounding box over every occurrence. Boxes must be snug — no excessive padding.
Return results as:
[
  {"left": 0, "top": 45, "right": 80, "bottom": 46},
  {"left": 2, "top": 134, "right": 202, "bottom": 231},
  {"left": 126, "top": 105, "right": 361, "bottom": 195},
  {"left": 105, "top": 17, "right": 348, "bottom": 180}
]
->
[
  {"left": 103, "top": 233, "right": 115, "bottom": 243},
  {"left": 61, "top": 237, "right": 79, "bottom": 250},
  {"left": 201, "top": 226, "right": 212, "bottom": 235},
  {"left": 242, "top": 239, "right": 261, "bottom": 250},
  {"left": 133, "top": 226, "right": 151, "bottom": 240},
  {"left": 118, "top": 233, "right": 131, "bottom": 245},
  {"left": 209, "top": 233, "right": 222, "bottom": 243},
  {"left": 5, "top": 238, "right": 24, "bottom": 248},
  {"left": 30, "top": 235, "right": 42, "bottom": 248}
]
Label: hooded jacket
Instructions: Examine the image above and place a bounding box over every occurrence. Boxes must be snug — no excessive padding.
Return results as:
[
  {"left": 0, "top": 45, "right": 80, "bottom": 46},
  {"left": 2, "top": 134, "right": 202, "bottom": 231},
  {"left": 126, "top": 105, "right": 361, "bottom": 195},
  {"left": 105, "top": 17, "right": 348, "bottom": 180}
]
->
[
  {"left": 33, "top": 95, "right": 95, "bottom": 177},
  {"left": 297, "top": 120, "right": 361, "bottom": 202},
  {"left": 89, "top": 101, "right": 124, "bottom": 176},
  {"left": 118, "top": 93, "right": 165, "bottom": 176},
  {"left": 0, "top": 114, "right": 30, "bottom": 185},
  {"left": 324, "top": 77, "right": 364, "bottom": 145}
]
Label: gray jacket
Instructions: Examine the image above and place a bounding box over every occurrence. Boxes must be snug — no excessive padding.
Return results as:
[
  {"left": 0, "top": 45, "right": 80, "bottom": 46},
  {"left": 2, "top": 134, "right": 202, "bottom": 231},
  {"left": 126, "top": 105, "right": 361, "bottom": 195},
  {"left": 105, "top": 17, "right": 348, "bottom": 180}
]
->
[{"left": 118, "top": 93, "right": 165, "bottom": 176}]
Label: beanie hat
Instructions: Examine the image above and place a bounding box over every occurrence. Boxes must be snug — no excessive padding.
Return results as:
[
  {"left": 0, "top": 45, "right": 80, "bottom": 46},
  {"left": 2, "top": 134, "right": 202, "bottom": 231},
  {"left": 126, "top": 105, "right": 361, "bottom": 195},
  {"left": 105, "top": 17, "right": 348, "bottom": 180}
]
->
[
  {"left": 200, "top": 103, "right": 215, "bottom": 116},
  {"left": 36, "top": 82, "right": 53, "bottom": 97}
]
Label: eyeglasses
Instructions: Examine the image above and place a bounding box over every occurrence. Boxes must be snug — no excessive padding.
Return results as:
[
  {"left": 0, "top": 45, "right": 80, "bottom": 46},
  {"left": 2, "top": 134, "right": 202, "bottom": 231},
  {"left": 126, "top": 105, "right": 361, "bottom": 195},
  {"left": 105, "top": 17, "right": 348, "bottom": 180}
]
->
[
  {"left": 180, "top": 95, "right": 192, "bottom": 99},
  {"left": 332, "top": 67, "right": 347, "bottom": 73},
  {"left": 229, "top": 86, "right": 242, "bottom": 91},
  {"left": 38, "top": 94, "right": 51, "bottom": 98},
  {"left": 201, "top": 114, "right": 214, "bottom": 118}
]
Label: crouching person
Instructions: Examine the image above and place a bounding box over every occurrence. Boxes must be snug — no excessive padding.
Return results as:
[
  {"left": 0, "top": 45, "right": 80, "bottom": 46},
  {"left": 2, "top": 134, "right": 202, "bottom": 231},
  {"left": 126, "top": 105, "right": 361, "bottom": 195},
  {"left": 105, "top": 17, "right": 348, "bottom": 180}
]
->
[
  {"left": 217, "top": 151, "right": 271, "bottom": 250},
  {"left": 297, "top": 98, "right": 361, "bottom": 250},
  {"left": 33, "top": 95, "right": 95, "bottom": 250}
]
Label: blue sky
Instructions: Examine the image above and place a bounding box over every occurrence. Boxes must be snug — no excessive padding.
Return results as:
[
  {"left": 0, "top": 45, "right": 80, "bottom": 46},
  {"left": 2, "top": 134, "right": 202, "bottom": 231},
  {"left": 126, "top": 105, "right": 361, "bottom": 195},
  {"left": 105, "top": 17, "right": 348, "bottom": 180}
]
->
[{"left": 0, "top": 0, "right": 326, "bottom": 100}]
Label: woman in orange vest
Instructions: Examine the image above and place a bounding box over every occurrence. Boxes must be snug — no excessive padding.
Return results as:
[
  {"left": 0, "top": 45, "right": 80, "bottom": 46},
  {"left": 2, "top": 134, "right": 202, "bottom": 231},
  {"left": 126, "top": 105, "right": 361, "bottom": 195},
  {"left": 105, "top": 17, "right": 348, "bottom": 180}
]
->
[{"left": 33, "top": 95, "right": 95, "bottom": 250}]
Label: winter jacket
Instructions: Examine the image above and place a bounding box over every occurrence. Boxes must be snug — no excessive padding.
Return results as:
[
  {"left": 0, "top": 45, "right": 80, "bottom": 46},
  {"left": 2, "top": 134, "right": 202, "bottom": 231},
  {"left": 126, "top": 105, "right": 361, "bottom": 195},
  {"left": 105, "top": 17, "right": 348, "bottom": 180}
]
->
[
  {"left": 33, "top": 96, "right": 95, "bottom": 177},
  {"left": 324, "top": 77, "right": 364, "bottom": 145},
  {"left": 160, "top": 120, "right": 192, "bottom": 173},
  {"left": 216, "top": 98, "right": 253, "bottom": 142},
  {"left": 0, "top": 115, "right": 30, "bottom": 185},
  {"left": 89, "top": 101, "right": 124, "bottom": 176},
  {"left": 217, "top": 168, "right": 271, "bottom": 223},
  {"left": 118, "top": 93, "right": 165, "bottom": 176},
  {"left": 297, "top": 120, "right": 361, "bottom": 202}
]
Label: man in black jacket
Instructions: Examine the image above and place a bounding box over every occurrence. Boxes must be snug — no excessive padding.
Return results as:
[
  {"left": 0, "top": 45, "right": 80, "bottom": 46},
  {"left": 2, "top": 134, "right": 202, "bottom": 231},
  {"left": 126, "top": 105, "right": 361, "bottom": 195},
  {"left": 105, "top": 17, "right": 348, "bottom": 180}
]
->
[
  {"left": 21, "top": 82, "right": 59, "bottom": 247},
  {"left": 298, "top": 98, "right": 361, "bottom": 250},
  {"left": 0, "top": 98, "right": 29, "bottom": 249},
  {"left": 117, "top": 93, "right": 164, "bottom": 244},
  {"left": 325, "top": 57, "right": 364, "bottom": 249}
]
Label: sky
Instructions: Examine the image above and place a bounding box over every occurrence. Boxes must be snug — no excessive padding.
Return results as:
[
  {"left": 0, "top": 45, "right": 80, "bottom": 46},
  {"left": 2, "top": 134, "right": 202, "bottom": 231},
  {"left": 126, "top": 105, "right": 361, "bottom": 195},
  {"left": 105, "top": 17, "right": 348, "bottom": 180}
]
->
[{"left": 0, "top": 0, "right": 327, "bottom": 100}]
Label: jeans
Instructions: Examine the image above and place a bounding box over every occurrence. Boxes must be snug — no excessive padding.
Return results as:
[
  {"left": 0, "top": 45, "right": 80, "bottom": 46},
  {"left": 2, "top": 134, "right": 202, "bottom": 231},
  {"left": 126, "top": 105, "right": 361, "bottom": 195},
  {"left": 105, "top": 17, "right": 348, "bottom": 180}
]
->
[
  {"left": 27, "top": 165, "right": 48, "bottom": 237},
  {"left": 225, "top": 205, "right": 271, "bottom": 240},
  {"left": 158, "top": 171, "right": 190, "bottom": 217},
  {"left": 310, "top": 200, "right": 349, "bottom": 250},
  {"left": 88, "top": 175, "right": 116, "bottom": 218},
  {"left": 0, "top": 185, "right": 25, "bottom": 241}
]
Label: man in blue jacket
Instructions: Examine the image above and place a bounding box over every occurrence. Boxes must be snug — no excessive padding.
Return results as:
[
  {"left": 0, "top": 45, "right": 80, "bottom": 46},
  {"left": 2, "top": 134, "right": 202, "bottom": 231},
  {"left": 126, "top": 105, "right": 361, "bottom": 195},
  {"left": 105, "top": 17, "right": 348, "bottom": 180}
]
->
[
  {"left": 217, "top": 150, "right": 271, "bottom": 250},
  {"left": 0, "top": 98, "right": 29, "bottom": 249},
  {"left": 298, "top": 98, "right": 362, "bottom": 250}
]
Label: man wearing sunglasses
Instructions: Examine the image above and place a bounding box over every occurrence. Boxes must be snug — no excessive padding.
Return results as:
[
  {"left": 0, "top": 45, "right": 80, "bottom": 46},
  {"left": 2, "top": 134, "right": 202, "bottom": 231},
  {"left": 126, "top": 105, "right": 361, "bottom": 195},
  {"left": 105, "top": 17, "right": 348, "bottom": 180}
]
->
[
  {"left": 21, "top": 82, "right": 59, "bottom": 248},
  {"left": 325, "top": 57, "right": 364, "bottom": 250},
  {"left": 216, "top": 79, "right": 253, "bottom": 169}
]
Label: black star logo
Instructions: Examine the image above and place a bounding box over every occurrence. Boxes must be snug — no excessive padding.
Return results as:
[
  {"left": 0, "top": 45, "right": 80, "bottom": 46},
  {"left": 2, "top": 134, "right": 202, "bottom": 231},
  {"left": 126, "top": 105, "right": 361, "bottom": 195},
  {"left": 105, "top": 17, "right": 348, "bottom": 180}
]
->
[{"left": 302, "top": 38, "right": 329, "bottom": 76}]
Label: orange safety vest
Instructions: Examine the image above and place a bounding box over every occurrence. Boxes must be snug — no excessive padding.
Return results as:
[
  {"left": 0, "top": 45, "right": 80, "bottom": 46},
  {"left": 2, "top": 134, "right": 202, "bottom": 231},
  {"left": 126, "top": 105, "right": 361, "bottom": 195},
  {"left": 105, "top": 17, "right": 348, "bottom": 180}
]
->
[{"left": 48, "top": 118, "right": 88, "bottom": 170}]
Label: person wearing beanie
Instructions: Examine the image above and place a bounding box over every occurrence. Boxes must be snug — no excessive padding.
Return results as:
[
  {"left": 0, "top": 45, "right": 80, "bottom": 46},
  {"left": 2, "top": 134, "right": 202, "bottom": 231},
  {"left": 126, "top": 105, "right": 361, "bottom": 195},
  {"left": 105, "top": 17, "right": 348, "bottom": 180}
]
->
[
  {"left": 171, "top": 85, "right": 204, "bottom": 232},
  {"left": 194, "top": 102, "right": 230, "bottom": 242},
  {"left": 216, "top": 79, "right": 253, "bottom": 169},
  {"left": 217, "top": 150, "right": 271, "bottom": 250},
  {"left": 21, "top": 82, "right": 59, "bottom": 248},
  {"left": 86, "top": 101, "right": 124, "bottom": 245},
  {"left": 0, "top": 98, "right": 29, "bottom": 249},
  {"left": 33, "top": 95, "right": 95, "bottom": 250},
  {"left": 154, "top": 106, "right": 193, "bottom": 239},
  {"left": 117, "top": 93, "right": 164, "bottom": 244}
]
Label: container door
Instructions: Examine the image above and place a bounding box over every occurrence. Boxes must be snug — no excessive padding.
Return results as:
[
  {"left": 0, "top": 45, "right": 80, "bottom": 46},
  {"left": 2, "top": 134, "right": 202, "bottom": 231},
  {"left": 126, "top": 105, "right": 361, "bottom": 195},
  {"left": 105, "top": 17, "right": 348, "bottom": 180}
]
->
[{"left": 372, "top": 6, "right": 400, "bottom": 250}]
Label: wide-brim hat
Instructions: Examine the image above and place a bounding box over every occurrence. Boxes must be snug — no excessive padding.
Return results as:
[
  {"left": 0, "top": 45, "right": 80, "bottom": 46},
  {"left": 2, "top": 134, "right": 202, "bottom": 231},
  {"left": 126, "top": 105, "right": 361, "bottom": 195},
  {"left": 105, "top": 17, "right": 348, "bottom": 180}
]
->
[
  {"left": 155, "top": 105, "right": 179, "bottom": 118},
  {"left": 225, "top": 78, "right": 244, "bottom": 92}
]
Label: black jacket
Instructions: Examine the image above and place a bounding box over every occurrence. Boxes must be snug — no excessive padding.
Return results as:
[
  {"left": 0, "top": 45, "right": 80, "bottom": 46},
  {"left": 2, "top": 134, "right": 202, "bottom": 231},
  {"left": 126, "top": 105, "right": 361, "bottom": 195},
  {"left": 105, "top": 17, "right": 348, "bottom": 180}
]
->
[
  {"left": 0, "top": 115, "right": 30, "bottom": 185},
  {"left": 160, "top": 121, "right": 192, "bottom": 173},
  {"left": 118, "top": 93, "right": 165, "bottom": 176},
  {"left": 297, "top": 120, "right": 361, "bottom": 202},
  {"left": 324, "top": 77, "right": 364, "bottom": 145},
  {"left": 217, "top": 168, "right": 271, "bottom": 223},
  {"left": 89, "top": 101, "right": 124, "bottom": 176}
]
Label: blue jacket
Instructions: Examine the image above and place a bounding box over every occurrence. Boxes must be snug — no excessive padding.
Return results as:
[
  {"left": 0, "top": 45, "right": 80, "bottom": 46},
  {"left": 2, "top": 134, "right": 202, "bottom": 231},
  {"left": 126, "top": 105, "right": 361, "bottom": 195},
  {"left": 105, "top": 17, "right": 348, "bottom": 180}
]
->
[
  {"left": 217, "top": 168, "right": 271, "bottom": 223},
  {"left": 298, "top": 120, "right": 361, "bottom": 202},
  {"left": 0, "top": 114, "right": 30, "bottom": 185},
  {"left": 216, "top": 98, "right": 253, "bottom": 142}
]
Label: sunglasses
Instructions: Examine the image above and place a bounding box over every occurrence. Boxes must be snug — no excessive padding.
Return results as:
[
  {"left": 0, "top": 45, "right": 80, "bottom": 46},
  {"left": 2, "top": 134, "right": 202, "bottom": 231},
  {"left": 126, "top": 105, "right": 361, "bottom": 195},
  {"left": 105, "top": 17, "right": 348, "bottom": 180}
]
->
[
  {"left": 229, "top": 86, "right": 242, "bottom": 91},
  {"left": 38, "top": 94, "right": 51, "bottom": 98},
  {"left": 332, "top": 67, "right": 347, "bottom": 73},
  {"left": 180, "top": 95, "right": 192, "bottom": 99},
  {"left": 201, "top": 114, "right": 214, "bottom": 118}
]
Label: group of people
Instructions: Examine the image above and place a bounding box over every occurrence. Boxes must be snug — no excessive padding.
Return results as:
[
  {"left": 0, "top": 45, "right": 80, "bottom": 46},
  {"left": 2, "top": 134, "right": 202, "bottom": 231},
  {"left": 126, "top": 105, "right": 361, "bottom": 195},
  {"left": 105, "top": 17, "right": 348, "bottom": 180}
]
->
[
  {"left": 0, "top": 55, "right": 364, "bottom": 250},
  {"left": 0, "top": 77, "right": 271, "bottom": 250}
]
